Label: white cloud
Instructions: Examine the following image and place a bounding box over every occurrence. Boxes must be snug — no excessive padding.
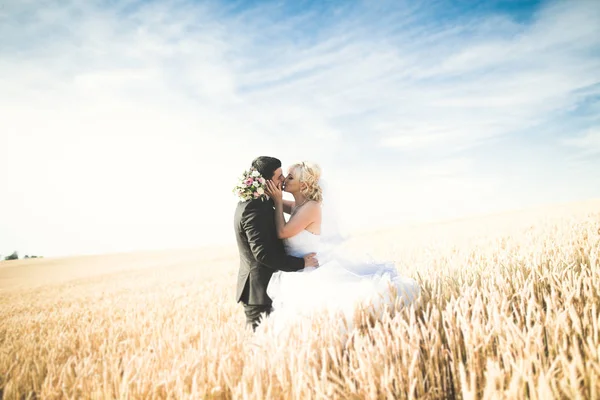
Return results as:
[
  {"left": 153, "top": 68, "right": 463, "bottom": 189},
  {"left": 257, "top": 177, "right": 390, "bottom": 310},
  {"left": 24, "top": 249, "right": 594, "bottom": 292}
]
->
[
  {"left": 0, "top": 0, "right": 599, "bottom": 256},
  {"left": 562, "top": 128, "right": 600, "bottom": 156}
]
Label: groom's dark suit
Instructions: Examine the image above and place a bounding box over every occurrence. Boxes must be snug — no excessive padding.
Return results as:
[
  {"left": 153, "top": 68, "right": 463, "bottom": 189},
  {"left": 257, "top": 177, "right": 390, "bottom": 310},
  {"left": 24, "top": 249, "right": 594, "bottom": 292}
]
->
[{"left": 234, "top": 197, "right": 305, "bottom": 330}]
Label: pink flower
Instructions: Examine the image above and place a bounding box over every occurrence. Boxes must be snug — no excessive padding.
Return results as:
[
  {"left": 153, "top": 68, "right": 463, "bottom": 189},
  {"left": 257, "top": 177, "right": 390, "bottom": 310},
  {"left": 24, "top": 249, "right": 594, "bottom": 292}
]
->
[
  {"left": 244, "top": 178, "right": 254, "bottom": 186},
  {"left": 253, "top": 191, "right": 260, "bottom": 198},
  {"left": 259, "top": 177, "right": 266, "bottom": 185}
]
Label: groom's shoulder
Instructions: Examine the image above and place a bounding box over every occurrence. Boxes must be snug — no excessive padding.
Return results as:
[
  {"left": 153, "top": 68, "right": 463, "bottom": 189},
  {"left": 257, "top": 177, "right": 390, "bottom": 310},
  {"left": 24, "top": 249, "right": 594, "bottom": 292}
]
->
[
  {"left": 238, "top": 199, "right": 272, "bottom": 216},
  {"left": 240, "top": 198, "right": 271, "bottom": 211},
  {"left": 236, "top": 199, "right": 257, "bottom": 211}
]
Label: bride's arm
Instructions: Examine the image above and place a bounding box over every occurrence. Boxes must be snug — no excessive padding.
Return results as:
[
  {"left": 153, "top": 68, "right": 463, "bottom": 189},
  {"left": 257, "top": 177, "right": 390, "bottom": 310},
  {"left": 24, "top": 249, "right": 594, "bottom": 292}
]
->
[
  {"left": 273, "top": 201, "right": 319, "bottom": 239},
  {"left": 266, "top": 181, "right": 317, "bottom": 239},
  {"left": 282, "top": 199, "right": 294, "bottom": 214}
]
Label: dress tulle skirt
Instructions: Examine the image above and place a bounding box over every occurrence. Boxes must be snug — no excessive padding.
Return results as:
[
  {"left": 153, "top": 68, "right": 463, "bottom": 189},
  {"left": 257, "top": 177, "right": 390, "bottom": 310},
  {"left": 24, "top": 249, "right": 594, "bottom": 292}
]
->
[{"left": 262, "top": 257, "right": 421, "bottom": 335}]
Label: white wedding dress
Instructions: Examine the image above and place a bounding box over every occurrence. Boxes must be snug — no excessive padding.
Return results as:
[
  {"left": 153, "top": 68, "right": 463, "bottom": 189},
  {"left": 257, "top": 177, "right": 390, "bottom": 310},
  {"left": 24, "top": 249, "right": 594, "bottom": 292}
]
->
[{"left": 263, "top": 229, "right": 421, "bottom": 334}]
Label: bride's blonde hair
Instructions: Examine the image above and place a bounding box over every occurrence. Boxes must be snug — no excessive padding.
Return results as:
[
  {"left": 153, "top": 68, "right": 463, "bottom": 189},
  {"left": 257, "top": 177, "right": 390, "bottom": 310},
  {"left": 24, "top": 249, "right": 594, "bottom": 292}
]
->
[{"left": 291, "top": 161, "right": 323, "bottom": 203}]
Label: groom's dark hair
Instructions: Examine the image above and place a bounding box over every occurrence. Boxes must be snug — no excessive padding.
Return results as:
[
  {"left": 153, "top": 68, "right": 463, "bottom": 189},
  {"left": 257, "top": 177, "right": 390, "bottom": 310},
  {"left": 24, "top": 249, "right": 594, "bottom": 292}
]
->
[{"left": 251, "top": 156, "right": 282, "bottom": 179}]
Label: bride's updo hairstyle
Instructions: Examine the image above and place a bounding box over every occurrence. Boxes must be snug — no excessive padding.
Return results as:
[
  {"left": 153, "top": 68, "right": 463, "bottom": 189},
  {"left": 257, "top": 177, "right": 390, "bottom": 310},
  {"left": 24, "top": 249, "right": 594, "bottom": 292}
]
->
[{"left": 292, "top": 161, "right": 323, "bottom": 203}]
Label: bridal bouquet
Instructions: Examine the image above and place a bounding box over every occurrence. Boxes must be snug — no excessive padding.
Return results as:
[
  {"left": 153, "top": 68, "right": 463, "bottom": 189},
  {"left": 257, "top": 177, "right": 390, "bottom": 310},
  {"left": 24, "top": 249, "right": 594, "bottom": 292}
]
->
[{"left": 233, "top": 168, "right": 268, "bottom": 202}]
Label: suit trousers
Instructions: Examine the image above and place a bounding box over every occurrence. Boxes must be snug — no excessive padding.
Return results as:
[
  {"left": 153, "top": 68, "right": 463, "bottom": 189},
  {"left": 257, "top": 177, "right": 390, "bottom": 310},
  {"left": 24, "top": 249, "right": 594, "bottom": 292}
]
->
[{"left": 243, "top": 303, "right": 273, "bottom": 331}]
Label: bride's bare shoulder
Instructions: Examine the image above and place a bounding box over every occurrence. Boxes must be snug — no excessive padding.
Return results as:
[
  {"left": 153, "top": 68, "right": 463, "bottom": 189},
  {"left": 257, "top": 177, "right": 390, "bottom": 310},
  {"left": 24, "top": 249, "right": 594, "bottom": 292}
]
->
[
  {"left": 291, "top": 200, "right": 320, "bottom": 218},
  {"left": 305, "top": 200, "right": 322, "bottom": 215}
]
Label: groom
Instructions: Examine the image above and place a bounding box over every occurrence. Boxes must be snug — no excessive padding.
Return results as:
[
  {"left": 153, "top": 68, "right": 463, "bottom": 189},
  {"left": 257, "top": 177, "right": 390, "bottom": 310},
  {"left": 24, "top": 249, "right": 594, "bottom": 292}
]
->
[{"left": 234, "top": 156, "right": 318, "bottom": 331}]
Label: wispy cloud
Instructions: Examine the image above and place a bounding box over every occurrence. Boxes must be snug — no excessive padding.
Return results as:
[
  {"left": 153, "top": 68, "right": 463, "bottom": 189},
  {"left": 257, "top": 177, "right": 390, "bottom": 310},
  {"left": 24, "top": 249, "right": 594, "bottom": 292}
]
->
[
  {"left": 1, "top": 0, "right": 599, "bottom": 256},
  {"left": 562, "top": 128, "right": 600, "bottom": 156}
]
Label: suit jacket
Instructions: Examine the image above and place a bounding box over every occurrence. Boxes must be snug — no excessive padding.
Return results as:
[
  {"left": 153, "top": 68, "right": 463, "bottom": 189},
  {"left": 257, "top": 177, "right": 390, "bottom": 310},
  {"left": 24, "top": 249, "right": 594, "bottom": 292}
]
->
[{"left": 234, "top": 198, "right": 305, "bottom": 305}]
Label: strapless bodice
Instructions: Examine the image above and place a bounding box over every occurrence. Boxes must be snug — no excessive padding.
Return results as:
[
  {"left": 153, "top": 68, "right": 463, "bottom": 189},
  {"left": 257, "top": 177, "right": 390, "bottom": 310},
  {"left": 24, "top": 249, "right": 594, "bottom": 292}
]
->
[{"left": 283, "top": 230, "right": 320, "bottom": 257}]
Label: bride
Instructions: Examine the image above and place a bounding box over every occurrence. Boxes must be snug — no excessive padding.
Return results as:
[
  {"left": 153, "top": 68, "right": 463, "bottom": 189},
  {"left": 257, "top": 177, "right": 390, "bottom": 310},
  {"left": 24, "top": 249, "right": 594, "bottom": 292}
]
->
[{"left": 262, "top": 161, "right": 420, "bottom": 333}]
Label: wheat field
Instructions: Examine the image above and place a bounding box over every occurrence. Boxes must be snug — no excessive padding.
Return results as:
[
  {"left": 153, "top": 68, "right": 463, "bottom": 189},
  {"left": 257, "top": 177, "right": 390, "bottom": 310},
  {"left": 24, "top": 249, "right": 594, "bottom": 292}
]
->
[{"left": 1, "top": 200, "right": 599, "bottom": 399}]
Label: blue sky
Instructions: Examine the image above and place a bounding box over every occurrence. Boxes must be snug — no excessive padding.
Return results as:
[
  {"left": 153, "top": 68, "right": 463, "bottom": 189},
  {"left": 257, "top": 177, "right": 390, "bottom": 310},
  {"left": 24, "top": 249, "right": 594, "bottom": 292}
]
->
[{"left": 1, "top": 0, "right": 599, "bottom": 257}]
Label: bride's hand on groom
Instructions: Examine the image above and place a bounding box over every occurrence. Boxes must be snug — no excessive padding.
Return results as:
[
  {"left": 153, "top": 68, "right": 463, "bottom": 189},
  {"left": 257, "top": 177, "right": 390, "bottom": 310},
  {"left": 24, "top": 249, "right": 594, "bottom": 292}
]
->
[
  {"left": 265, "top": 180, "right": 283, "bottom": 203},
  {"left": 303, "top": 253, "right": 319, "bottom": 268}
]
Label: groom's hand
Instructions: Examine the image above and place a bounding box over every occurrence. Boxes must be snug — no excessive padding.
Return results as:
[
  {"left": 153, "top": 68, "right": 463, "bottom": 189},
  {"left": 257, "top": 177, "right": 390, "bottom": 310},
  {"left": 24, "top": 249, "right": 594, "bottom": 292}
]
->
[{"left": 303, "top": 253, "right": 319, "bottom": 268}]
